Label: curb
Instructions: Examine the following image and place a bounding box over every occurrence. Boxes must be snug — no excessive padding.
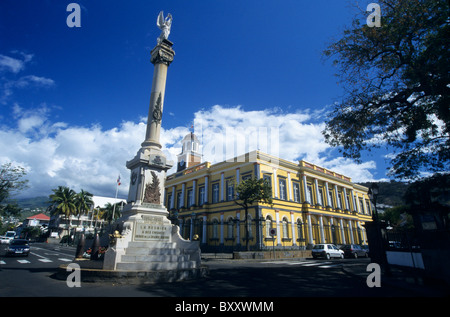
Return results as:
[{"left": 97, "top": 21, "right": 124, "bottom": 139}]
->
[{"left": 55, "top": 263, "right": 209, "bottom": 284}]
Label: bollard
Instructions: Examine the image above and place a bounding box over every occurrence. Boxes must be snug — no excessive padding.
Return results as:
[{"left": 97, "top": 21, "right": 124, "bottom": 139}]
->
[
  {"left": 90, "top": 233, "right": 100, "bottom": 260},
  {"left": 75, "top": 233, "right": 85, "bottom": 259}
]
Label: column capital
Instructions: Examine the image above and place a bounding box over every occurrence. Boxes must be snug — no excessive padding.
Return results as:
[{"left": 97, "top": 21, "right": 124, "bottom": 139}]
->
[{"left": 150, "top": 39, "right": 175, "bottom": 66}]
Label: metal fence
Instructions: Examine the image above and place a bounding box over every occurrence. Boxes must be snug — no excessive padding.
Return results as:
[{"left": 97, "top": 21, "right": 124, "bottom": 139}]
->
[{"left": 176, "top": 218, "right": 367, "bottom": 253}]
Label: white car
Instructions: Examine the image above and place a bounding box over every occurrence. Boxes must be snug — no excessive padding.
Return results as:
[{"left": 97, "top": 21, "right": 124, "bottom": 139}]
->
[
  {"left": 312, "top": 243, "right": 344, "bottom": 259},
  {"left": 0, "top": 231, "right": 17, "bottom": 244}
]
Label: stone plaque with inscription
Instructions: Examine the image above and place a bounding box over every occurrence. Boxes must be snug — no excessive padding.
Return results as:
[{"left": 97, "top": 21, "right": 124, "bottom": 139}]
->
[{"left": 133, "top": 216, "right": 171, "bottom": 242}]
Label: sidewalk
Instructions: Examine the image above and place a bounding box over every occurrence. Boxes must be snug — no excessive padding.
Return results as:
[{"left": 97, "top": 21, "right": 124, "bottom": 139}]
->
[{"left": 342, "top": 262, "right": 450, "bottom": 297}]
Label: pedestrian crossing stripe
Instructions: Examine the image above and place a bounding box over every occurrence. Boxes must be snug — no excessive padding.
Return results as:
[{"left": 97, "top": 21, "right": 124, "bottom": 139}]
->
[
  {"left": 38, "top": 258, "right": 53, "bottom": 263},
  {"left": 17, "top": 260, "right": 30, "bottom": 264},
  {"left": 302, "top": 262, "right": 332, "bottom": 266},
  {"left": 0, "top": 261, "right": 5, "bottom": 265},
  {"left": 58, "top": 258, "right": 72, "bottom": 262}
]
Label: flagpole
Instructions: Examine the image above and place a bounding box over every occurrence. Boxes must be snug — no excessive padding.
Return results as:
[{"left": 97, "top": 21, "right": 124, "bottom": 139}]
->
[{"left": 112, "top": 174, "right": 121, "bottom": 224}]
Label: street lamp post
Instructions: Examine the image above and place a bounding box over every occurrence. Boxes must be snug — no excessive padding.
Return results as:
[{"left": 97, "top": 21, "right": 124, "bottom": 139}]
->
[{"left": 368, "top": 183, "right": 391, "bottom": 276}]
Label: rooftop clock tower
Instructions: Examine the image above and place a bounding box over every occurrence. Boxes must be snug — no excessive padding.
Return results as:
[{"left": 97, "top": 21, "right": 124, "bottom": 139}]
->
[{"left": 177, "top": 132, "right": 202, "bottom": 171}]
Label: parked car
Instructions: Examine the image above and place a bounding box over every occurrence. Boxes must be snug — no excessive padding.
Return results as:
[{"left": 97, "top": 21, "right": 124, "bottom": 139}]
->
[
  {"left": 312, "top": 243, "right": 344, "bottom": 259},
  {"left": 0, "top": 231, "right": 17, "bottom": 244},
  {"left": 340, "top": 244, "right": 368, "bottom": 258},
  {"left": 5, "top": 239, "right": 30, "bottom": 257}
]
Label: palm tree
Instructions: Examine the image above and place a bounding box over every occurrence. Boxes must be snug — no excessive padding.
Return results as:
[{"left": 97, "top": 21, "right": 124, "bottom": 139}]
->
[
  {"left": 101, "top": 202, "right": 121, "bottom": 225},
  {"left": 74, "top": 189, "right": 94, "bottom": 228},
  {"left": 49, "top": 186, "right": 77, "bottom": 243}
]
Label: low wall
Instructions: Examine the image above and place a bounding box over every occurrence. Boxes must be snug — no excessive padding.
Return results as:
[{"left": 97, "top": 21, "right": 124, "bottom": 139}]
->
[{"left": 233, "top": 250, "right": 312, "bottom": 260}]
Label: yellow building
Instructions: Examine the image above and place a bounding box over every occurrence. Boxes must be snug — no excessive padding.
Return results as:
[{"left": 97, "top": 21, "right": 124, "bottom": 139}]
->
[{"left": 165, "top": 135, "right": 372, "bottom": 253}]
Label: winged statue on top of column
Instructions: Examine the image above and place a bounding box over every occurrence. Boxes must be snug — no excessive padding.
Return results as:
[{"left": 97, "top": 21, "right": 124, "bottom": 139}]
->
[{"left": 157, "top": 11, "right": 172, "bottom": 44}]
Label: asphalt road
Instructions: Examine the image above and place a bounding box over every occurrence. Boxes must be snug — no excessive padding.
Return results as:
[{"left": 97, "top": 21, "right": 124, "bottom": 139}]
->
[{"left": 0, "top": 242, "right": 442, "bottom": 298}]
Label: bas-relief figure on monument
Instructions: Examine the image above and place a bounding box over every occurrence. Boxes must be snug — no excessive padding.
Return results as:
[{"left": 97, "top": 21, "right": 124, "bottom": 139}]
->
[
  {"left": 143, "top": 171, "right": 161, "bottom": 204},
  {"left": 157, "top": 11, "right": 172, "bottom": 44}
]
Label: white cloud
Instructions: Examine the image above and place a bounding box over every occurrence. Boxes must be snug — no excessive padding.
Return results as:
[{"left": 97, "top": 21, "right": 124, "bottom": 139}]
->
[
  {"left": 0, "top": 54, "right": 25, "bottom": 73},
  {"left": 0, "top": 104, "right": 382, "bottom": 199}
]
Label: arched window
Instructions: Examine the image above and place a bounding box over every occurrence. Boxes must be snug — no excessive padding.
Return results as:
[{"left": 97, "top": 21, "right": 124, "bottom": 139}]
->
[
  {"left": 297, "top": 219, "right": 304, "bottom": 241},
  {"left": 282, "top": 217, "right": 289, "bottom": 239},
  {"left": 265, "top": 216, "right": 273, "bottom": 237},
  {"left": 212, "top": 219, "right": 219, "bottom": 239},
  {"left": 227, "top": 217, "right": 234, "bottom": 239},
  {"left": 246, "top": 214, "right": 253, "bottom": 239}
]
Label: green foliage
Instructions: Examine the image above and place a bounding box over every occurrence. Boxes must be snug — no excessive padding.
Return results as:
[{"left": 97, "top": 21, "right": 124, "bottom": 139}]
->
[
  {"left": 0, "top": 163, "right": 29, "bottom": 204},
  {"left": 48, "top": 186, "right": 94, "bottom": 222},
  {"left": 235, "top": 177, "right": 273, "bottom": 250},
  {"left": 358, "top": 180, "right": 409, "bottom": 206},
  {"left": 100, "top": 202, "right": 122, "bottom": 224},
  {"left": 323, "top": 0, "right": 449, "bottom": 179},
  {"left": 235, "top": 177, "right": 273, "bottom": 208},
  {"left": 48, "top": 186, "right": 77, "bottom": 219},
  {"left": 74, "top": 189, "right": 94, "bottom": 218}
]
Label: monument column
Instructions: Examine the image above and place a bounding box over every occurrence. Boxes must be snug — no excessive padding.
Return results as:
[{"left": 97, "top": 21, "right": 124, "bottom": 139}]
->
[
  {"left": 141, "top": 39, "right": 175, "bottom": 150},
  {"left": 103, "top": 12, "right": 202, "bottom": 275}
]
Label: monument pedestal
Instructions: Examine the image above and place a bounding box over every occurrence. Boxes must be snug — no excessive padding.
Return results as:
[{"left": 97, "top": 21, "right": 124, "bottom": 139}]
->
[
  {"left": 103, "top": 206, "right": 201, "bottom": 272},
  {"left": 103, "top": 149, "right": 201, "bottom": 272}
]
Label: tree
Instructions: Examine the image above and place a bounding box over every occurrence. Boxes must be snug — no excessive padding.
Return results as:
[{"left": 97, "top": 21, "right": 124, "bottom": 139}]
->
[
  {"left": 48, "top": 186, "right": 77, "bottom": 231},
  {"left": 74, "top": 189, "right": 94, "bottom": 225},
  {"left": 234, "top": 177, "right": 273, "bottom": 251},
  {"left": 322, "top": 0, "right": 449, "bottom": 179},
  {"left": 0, "top": 162, "right": 28, "bottom": 204},
  {"left": 101, "top": 202, "right": 121, "bottom": 225},
  {"left": 0, "top": 163, "right": 28, "bottom": 222}
]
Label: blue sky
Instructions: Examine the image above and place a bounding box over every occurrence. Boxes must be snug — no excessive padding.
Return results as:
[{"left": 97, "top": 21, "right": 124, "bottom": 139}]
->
[{"left": 0, "top": 0, "right": 390, "bottom": 199}]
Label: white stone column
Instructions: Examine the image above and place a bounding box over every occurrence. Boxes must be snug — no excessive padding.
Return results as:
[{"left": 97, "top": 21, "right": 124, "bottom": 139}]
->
[
  {"left": 202, "top": 215, "right": 207, "bottom": 244},
  {"left": 220, "top": 172, "right": 224, "bottom": 202},
  {"left": 204, "top": 176, "right": 209, "bottom": 204},
  {"left": 220, "top": 213, "right": 224, "bottom": 245},
  {"left": 325, "top": 182, "right": 331, "bottom": 207},
  {"left": 142, "top": 40, "right": 175, "bottom": 150},
  {"left": 314, "top": 178, "right": 320, "bottom": 206},
  {"left": 287, "top": 172, "right": 293, "bottom": 201},
  {"left": 339, "top": 218, "right": 346, "bottom": 244},
  {"left": 275, "top": 210, "right": 281, "bottom": 246},
  {"left": 170, "top": 186, "right": 175, "bottom": 209},
  {"left": 189, "top": 216, "right": 194, "bottom": 241},
  {"left": 290, "top": 212, "right": 297, "bottom": 246},
  {"left": 343, "top": 187, "right": 348, "bottom": 210},
  {"left": 273, "top": 168, "right": 278, "bottom": 198},
  {"left": 236, "top": 212, "right": 241, "bottom": 246},
  {"left": 348, "top": 220, "right": 354, "bottom": 244},
  {"left": 181, "top": 183, "right": 186, "bottom": 208},
  {"left": 307, "top": 214, "right": 313, "bottom": 245},
  {"left": 334, "top": 185, "right": 340, "bottom": 209},
  {"left": 319, "top": 215, "right": 325, "bottom": 243},
  {"left": 192, "top": 179, "right": 197, "bottom": 206},
  {"left": 302, "top": 175, "right": 309, "bottom": 203}
]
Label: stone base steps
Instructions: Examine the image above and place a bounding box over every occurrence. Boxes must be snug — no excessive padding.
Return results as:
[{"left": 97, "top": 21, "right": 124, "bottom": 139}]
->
[{"left": 116, "top": 260, "right": 198, "bottom": 271}]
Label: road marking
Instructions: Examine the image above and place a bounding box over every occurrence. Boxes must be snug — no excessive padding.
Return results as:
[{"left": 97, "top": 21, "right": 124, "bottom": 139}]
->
[
  {"left": 58, "top": 258, "right": 72, "bottom": 262},
  {"left": 17, "top": 260, "right": 30, "bottom": 264},
  {"left": 38, "top": 259, "right": 53, "bottom": 263},
  {"left": 301, "top": 261, "right": 332, "bottom": 267},
  {"left": 0, "top": 260, "right": 6, "bottom": 265},
  {"left": 30, "top": 252, "right": 50, "bottom": 260},
  {"left": 318, "top": 264, "right": 341, "bottom": 269},
  {"left": 286, "top": 261, "right": 310, "bottom": 265}
]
